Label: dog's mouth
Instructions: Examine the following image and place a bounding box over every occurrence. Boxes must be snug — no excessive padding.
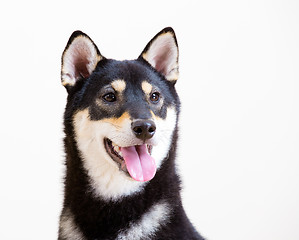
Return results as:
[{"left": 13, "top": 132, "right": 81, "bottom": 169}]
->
[{"left": 104, "top": 138, "right": 156, "bottom": 182}]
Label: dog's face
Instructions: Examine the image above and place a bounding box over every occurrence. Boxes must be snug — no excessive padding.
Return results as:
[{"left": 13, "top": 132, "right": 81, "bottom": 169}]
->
[{"left": 61, "top": 28, "right": 180, "bottom": 200}]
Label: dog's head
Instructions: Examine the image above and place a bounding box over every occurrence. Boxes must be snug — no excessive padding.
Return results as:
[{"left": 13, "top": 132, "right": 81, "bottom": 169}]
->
[{"left": 61, "top": 28, "right": 180, "bottom": 200}]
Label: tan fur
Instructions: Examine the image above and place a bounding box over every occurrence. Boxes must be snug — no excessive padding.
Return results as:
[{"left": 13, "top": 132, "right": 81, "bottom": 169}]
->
[
  {"left": 102, "top": 112, "right": 131, "bottom": 127},
  {"left": 111, "top": 79, "right": 126, "bottom": 93},
  {"left": 141, "top": 81, "right": 153, "bottom": 95}
]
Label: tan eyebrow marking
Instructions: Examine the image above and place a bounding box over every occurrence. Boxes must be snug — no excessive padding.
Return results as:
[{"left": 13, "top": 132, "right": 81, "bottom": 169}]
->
[
  {"left": 111, "top": 79, "right": 126, "bottom": 93},
  {"left": 141, "top": 81, "right": 153, "bottom": 95}
]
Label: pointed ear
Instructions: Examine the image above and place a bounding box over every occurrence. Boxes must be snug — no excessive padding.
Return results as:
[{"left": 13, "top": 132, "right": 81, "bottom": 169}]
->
[
  {"left": 139, "top": 27, "right": 179, "bottom": 82},
  {"left": 61, "top": 31, "right": 103, "bottom": 88}
]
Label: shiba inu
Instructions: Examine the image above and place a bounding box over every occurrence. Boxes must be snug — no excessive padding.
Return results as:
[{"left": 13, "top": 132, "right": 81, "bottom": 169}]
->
[{"left": 58, "top": 27, "right": 204, "bottom": 240}]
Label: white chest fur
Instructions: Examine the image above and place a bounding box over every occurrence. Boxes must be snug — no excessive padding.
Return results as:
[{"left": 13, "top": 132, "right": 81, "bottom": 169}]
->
[
  {"left": 59, "top": 201, "right": 171, "bottom": 240},
  {"left": 116, "top": 201, "right": 171, "bottom": 240}
]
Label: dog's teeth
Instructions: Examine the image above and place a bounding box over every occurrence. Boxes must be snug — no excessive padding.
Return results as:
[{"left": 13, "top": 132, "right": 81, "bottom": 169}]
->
[
  {"left": 112, "top": 142, "right": 116, "bottom": 147},
  {"left": 112, "top": 145, "right": 123, "bottom": 157}
]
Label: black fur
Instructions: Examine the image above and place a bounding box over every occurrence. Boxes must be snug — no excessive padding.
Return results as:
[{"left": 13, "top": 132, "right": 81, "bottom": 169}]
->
[{"left": 59, "top": 28, "right": 204, "bottom": 240}]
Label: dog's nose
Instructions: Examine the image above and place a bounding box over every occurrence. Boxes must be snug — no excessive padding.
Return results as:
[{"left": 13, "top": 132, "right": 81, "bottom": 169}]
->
[{"left": 132, "top": 120, "right": 156, "bottom": 140}]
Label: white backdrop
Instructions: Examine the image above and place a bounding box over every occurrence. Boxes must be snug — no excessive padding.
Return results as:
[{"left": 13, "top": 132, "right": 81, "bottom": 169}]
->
[{"left": 0, "top": 1, "right": 298, "bottom": 239}]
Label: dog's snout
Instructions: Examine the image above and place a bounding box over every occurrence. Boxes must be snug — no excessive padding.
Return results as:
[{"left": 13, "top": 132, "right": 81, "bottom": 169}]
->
[{"left": 132, "top": 120, "right": 156, "bottom": 140}]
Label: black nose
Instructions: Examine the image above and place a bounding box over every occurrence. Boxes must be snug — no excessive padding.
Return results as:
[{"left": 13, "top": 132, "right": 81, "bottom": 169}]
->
[{"left": 132, "top": 120, "right": 156, "bottom": 140}]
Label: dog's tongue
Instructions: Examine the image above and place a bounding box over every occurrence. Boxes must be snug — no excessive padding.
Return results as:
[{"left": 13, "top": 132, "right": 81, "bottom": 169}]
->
[{"left": 120, "top": 144, "right": 156, "bottom": 182}]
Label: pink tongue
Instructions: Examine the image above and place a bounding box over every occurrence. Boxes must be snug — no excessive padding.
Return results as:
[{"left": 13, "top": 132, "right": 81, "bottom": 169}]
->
[{"left": 120, "top": 144, "right": 156, "bottom": 182}]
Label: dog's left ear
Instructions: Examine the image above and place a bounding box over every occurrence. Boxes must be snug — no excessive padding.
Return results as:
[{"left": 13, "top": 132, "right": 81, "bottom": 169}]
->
[
  {"left": 139, "top": 27, "right": 179, "bottom": 82},
  {"left": 61, "top": 31, "right": 103, "bottom": 89}
]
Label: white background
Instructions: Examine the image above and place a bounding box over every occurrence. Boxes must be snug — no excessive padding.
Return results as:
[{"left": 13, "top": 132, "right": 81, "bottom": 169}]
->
[{"left": 0, "top": 0, "right": 298, "bottom": 239}]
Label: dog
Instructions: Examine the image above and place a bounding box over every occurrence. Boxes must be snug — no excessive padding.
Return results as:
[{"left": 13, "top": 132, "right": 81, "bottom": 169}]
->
[{"left": 58, "top": 27, "right": 204, "bottom": 240}]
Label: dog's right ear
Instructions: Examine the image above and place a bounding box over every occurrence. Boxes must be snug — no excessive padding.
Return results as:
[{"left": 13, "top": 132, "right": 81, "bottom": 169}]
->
[{"left": 61, "top": 31, "right": 103, "bottom": 89}]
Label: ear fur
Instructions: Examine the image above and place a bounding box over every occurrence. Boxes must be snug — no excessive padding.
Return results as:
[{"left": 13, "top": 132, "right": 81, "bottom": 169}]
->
[
  {"left": 139, "top": 27, "right": 179, "bottom": 82},
  {"left": 61, "top": 31, "right": 103, "bottom": 88}
]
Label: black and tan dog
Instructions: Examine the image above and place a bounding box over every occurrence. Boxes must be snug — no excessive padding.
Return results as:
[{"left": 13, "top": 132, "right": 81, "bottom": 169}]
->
[{"left": 58, "top": 27, "right": 204, "bottom": 240}]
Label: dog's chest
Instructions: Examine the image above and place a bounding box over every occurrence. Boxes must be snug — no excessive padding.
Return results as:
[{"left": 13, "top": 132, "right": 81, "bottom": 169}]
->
[{"left": 59, "top": 201, "right": 171, "bottom": 240}]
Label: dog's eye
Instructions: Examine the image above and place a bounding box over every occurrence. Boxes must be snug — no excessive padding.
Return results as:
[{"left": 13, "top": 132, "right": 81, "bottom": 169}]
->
[
  {"left": 150, "top": 92, "right": 160, "bottom": 103},
  {"left": 102, "top": 93, "right": 116, "bottom": 102}
]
